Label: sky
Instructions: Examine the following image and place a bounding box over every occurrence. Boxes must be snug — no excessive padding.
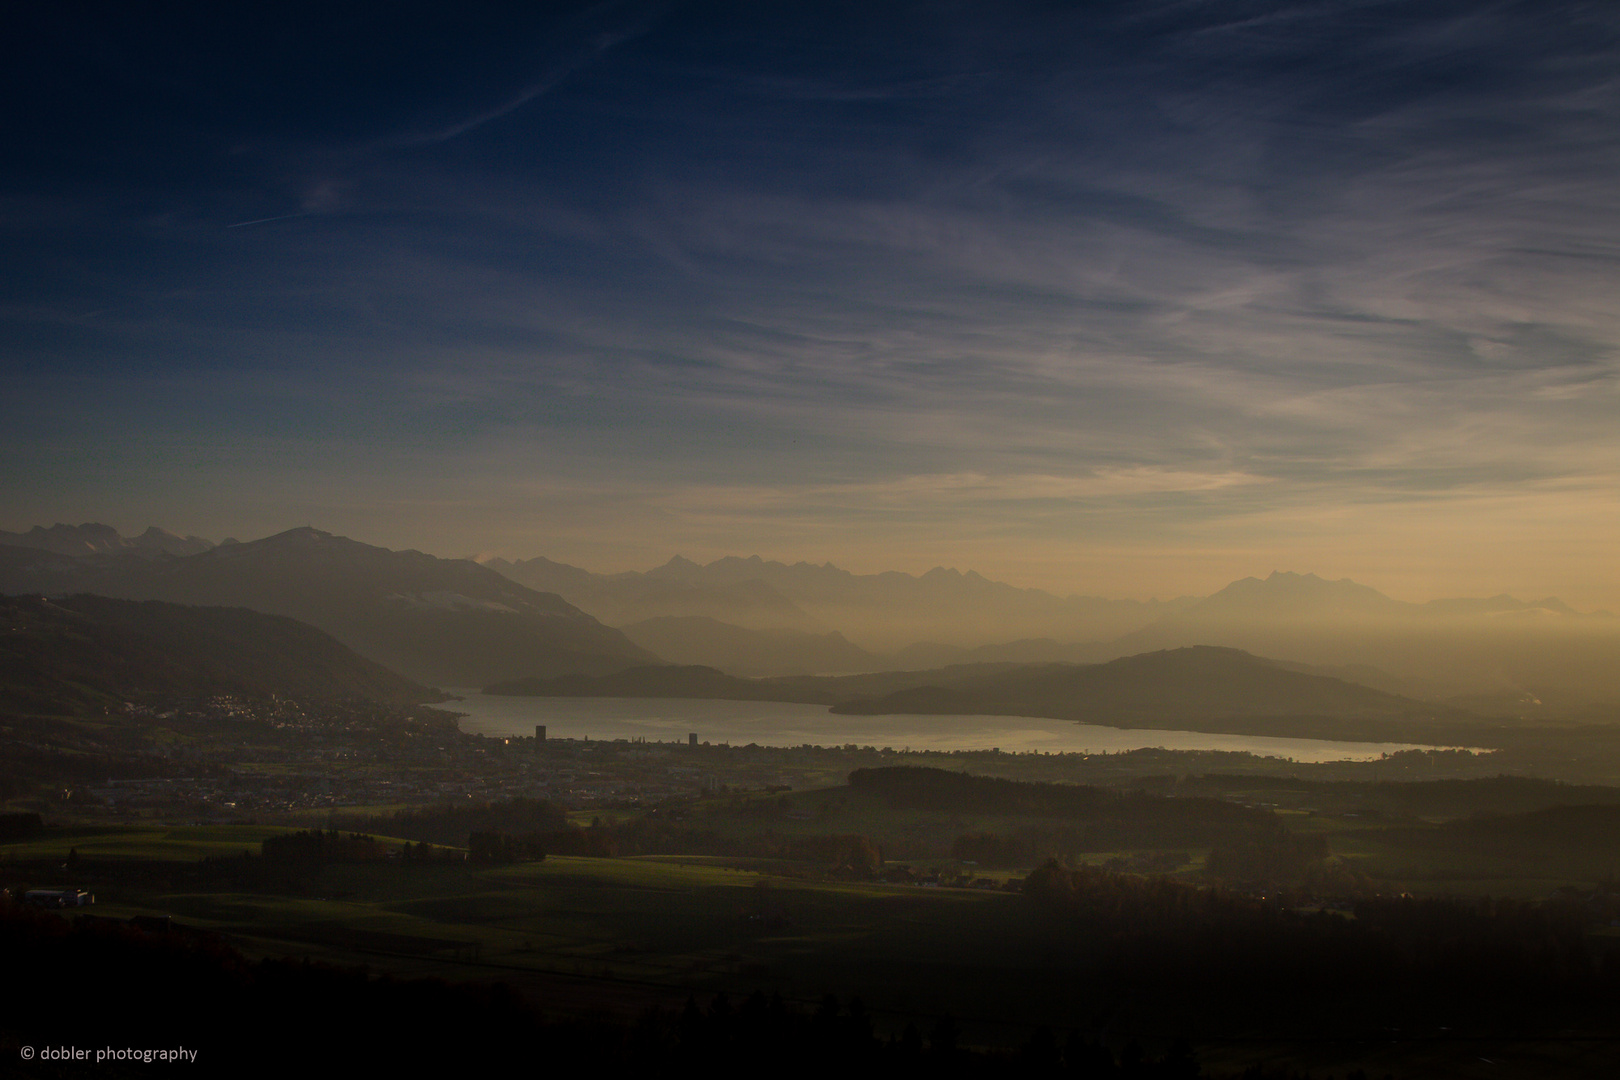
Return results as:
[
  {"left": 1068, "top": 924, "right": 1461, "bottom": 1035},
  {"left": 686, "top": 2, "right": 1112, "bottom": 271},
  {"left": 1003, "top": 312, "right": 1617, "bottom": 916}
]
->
[{"left": 3, "top": 1, "right": 1618, "bottom": 607}]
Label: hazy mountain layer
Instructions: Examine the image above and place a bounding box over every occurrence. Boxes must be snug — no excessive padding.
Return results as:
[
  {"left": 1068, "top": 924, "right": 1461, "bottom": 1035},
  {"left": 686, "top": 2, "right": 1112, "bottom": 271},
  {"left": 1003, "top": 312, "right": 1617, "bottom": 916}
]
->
[
  {"left": 485, "top": 555, "right": 823, "bottom": 631},
  {"left": 0, "top": 523, "right": 215, "bottom": 558},
  {"left": 1182, "top": 571, "right": 1602, "bottom": 621},
  {"left": 615, "top": 615, "right": 1122, "bottom": 676},
  {"left": 484, "top": 662, "right": 1030, "bottom": 706},
  {"left": 9, "top": 525, "right": 1613, "bottom": 708},
  {"left": 0, "top": 594, "right": 435, "bottom": 713},
  {"left": 889, "top": 637, "right": 1119, "bottom": 670},
  {"left": 0, "top": 529, "right": 658, "bottom": 688},
  {"left": 485, "top": 552, "right": 1185, "bottom": 648},
  {"left": 1109, "top": 572, "right": 1620, "bottom": 711},
  {"left": 617, "top": 616, "right": 882, "bottom": 676},
  {"left": 483, "top": 556, "right": 1617, "bottom": 709}
]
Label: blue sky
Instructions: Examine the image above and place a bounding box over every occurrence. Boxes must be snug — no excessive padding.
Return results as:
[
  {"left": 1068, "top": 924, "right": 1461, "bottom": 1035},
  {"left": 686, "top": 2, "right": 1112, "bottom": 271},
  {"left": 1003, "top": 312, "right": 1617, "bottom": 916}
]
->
[{"left": 3, "top": 1, "right": 1618, "bottom": 605}]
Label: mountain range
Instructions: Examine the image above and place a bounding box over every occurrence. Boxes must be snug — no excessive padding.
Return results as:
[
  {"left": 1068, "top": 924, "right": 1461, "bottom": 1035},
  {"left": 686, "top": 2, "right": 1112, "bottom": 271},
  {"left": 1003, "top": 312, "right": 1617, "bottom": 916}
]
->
[
  {"left": 0, "top": 527, "right": 654, "bottom": 688},
  {"left": 485, "top": 552, "right": 1184, "bottom": 645},
  {"left": 5, "top": 523, "right": 1616, "bottom": 715},
  {"left": 616, "top": 616, "right": 883, "bottom": 677},
  {"left": 0, "top": 523, "right": 216, "bottom": 558},
  {"left": 487, "top": 553, "right": 1617, "bottom": 709},
  {"left": 1110, "top": 572, "right": 1619, "bottom": 711}
]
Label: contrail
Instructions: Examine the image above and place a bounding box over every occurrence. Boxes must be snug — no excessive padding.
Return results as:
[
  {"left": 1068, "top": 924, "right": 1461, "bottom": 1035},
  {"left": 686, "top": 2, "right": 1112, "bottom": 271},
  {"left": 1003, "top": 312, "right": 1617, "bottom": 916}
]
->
[
  {"left": 382, "top": 2, "right": 668, "bottom": 149},
  {"left": 390, "top": 73, "right": 572, "bottom": 148},
  {"left": 226, "top": 212, "right": 311, "bottom": 229}
]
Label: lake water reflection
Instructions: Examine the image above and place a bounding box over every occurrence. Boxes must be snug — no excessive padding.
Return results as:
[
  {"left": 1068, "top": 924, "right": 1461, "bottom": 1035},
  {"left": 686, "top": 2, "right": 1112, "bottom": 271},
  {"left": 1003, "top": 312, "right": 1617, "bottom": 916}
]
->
[{"left": 445, "top": 694, "right": 1433, "bottom": 763}]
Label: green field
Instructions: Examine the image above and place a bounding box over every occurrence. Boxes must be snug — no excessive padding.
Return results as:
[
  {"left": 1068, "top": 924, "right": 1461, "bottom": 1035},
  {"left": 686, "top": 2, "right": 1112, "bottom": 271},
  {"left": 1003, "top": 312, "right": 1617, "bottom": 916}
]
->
[
  {"left": 0, "top": 818, "right": 1131, "bottom": 1046},
  {"left": 11, "top": 794, "right": 1620, "bottom": 1077},
  {"left": 1, "top": 823, "right": 304, "bottom": 861}
]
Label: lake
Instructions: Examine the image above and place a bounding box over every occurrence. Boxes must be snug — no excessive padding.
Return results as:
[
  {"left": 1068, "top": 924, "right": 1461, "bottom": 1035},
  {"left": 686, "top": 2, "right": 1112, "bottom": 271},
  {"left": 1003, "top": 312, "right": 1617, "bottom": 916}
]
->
[{"left": 444, "top": 693, "right": 1437, "bottom": 763}]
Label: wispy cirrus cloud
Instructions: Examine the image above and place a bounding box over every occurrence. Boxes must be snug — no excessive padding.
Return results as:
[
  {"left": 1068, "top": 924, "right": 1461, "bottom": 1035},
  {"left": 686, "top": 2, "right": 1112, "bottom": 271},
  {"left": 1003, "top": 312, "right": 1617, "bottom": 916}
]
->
[{"left": 5, "top": 1, "right": 1620, "bottom": 604}]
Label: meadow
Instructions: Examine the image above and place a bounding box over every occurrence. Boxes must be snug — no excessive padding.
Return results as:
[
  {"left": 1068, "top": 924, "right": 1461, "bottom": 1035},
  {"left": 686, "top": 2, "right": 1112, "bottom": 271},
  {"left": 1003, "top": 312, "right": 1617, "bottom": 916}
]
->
[{"left": 13, "top": 769, "right": 1620, "bottom": 1076}]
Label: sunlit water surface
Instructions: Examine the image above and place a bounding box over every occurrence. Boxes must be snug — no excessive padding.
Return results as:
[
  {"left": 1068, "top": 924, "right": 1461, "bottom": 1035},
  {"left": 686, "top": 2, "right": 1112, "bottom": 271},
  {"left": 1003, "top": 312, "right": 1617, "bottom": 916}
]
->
[{"left": 445, "top": 693, "right": 1437, "bottom": 763}]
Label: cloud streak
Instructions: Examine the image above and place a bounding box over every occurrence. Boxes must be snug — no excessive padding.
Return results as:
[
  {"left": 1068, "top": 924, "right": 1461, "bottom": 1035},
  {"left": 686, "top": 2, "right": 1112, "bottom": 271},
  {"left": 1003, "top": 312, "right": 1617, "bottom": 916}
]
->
[{"left": 379, "top": 1, "right": 667, "bottom": 148}]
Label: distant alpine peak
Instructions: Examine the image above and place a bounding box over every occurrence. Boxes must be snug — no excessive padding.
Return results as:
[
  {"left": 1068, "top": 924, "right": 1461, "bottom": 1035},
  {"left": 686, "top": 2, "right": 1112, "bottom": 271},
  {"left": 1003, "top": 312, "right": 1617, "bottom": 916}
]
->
[
  {"left": 244, "top": 527, "right": 413, "bottom": 555},
  {"left": 642, "top": 554, "right": 704, "bottom": 582},
  {"left": 1193, "top": 570, "right": 1400, "bottom": 615},
  {"left": 1245, "top": 570, "right": 1381, "bottom": 593},
  {"left": 0, "top": 522, "right": 214, "bottom": 557},
  {"left": 1261, "top": 570, "right": 1355, "bottom": 586},
  {"left": 260, "top": 526, "right": 334, "bottom": 544},
  {"left": 131, "top": 526, "right": 214, "bottom": 556},
  {"left": 12, "top": 522, "right": 127, "bottom": 554}
]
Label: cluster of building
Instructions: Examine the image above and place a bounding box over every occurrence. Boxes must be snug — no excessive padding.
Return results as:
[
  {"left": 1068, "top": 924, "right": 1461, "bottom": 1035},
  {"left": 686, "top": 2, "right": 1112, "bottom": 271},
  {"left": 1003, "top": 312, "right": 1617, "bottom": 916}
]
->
[{"left": 46, "top": 696, "right": 891, "bottom": 821}]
